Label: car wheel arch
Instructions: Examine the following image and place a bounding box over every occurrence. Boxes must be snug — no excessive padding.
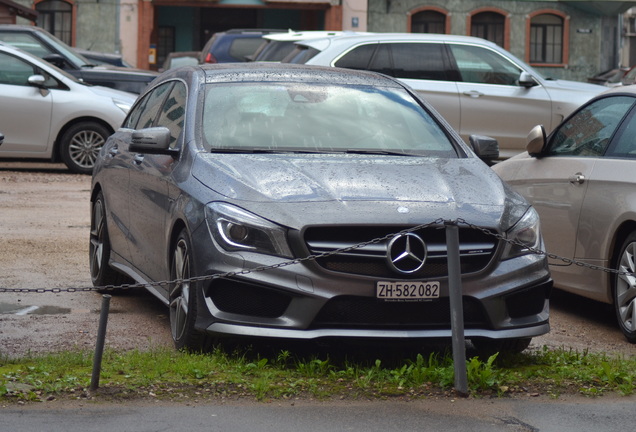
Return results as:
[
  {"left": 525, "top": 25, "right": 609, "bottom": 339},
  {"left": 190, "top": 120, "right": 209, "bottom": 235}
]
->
[
  {"left": 168, "top": 219, "right": 190, "bottom": 270},
  {"left": 54, "top": 117, "right": 114, "bottom": 161},
  {"left": 610, "top": 221, "right": 636, "bottom": 301}
]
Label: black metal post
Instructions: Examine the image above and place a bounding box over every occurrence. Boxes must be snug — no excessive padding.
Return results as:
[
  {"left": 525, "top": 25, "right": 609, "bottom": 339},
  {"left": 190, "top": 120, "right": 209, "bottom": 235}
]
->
[
  {"left": 446, "top": 222, "right": 468, "bottom": 396},
  {"left": 90, "top": 294, "right": 111, "bottom": 392}
]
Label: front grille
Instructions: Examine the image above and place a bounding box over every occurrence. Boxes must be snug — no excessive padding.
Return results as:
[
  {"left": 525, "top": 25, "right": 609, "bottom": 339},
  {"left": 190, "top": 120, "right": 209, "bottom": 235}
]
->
[
  {"left": 310, "top": 296, "right": 490, "bottom": 330},
  {"left": 304, "top": 225, "right": 497, "bottom": 279},
  {"left": 207, "top": 278, "right": 292, "bottom": 318}
]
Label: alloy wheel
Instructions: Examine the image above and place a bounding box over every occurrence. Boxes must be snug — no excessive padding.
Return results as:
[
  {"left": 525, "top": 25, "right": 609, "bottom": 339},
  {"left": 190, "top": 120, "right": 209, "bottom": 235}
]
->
[
  {"left": 616, "top": 241, "right": 636, "bottom": 334},
  {"left": 170, "top": 238, "right": 191, "bottom": 343}
]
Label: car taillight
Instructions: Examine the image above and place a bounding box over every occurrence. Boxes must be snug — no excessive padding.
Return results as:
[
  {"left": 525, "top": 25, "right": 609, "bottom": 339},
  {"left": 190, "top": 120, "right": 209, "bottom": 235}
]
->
[{"left": 204, "top": 52, "right": 217, "bottom": 64}]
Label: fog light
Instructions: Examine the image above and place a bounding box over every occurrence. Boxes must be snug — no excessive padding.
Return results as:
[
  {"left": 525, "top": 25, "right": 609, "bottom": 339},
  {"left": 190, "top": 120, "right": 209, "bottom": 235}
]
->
[{"left": 228, "top": 223, "right": 249, "bottom": 242}]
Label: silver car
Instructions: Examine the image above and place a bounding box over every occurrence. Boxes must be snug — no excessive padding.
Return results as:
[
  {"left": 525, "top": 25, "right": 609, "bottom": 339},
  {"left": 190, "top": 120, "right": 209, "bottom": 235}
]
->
[
  {"left": 0, "top": 43, "right": 136, "bottom": 174},
  {"left": 492, "top": 86, "right": 636, "bottom": 342},
  {"left": 282, "top": 33, "right": 605, "bottom": 158},
  {"left": 90, "top": 63, "right": 551, "bottom": 353}
]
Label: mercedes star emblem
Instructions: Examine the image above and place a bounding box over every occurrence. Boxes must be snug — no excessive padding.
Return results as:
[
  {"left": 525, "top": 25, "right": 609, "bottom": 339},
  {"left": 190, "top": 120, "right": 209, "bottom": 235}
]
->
[{"left": 386, "top": 233, "right": 427, "bottom": 274}]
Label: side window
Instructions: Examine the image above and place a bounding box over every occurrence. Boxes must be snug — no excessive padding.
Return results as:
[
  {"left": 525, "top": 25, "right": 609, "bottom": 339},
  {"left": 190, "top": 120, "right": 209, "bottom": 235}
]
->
[
  {"left": 334, "top": 44, "right": 377, "bottom": 70},
  {"left": 449, "top": 44, "right": 521, "bottom": 85},
  {"left": 155, "top": 81, "right": 186, "bottom": 149},
  {"left": 0, "top": 32, "right": 55, "bottom": 58},
  {"left": 124, "top": 82, "right": 174, "bottom": 129},
  {"left": 389, "top": 43, "right": 447, "bottom": 80},
  {"left": 0, "top": 52, "right": 36, "bottom": 86},
  {"left": 548, "top": 96, "right": 634, "bottom": 157},
  {"left": 605, "top": 101, "right": 636, "bottom": 158}
]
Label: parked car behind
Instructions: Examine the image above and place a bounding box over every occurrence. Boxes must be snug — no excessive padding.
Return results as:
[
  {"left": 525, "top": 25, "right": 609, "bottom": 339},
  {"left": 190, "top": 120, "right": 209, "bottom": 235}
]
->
[
  {"left": 492, "top": 86, "right": 636, "bottom": 342},
  {"left": 199, "top": 28, "right": 285, "bottom": 64},
  {"left": 0, "top": 42, "right": 136, "bottom": 174},
  {"left": 90, "top": 62, "right": 551, "bottom": 353},
  {"left": 74, "top": 48, "right": 133, "bottom": 68},
  {"left": 250, "top": 30, "right": 353, "bottom": 62},
  {"left": 621, "top": 66, "right": 636, "bottom": 86},
  {"left": 160, "top": 51, "right": 200, "bottom": 71},
  {"left": 0, "top": 24, "right": 158, "bottom": 94},
  {"left": 282, "top": 33, "right": 606, "bottom": 158}
]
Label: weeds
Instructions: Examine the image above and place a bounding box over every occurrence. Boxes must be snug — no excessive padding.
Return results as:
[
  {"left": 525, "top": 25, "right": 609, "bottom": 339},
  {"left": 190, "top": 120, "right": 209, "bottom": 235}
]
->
[{"left": 1, "top": 344, "right": 635, "bottom": 403}]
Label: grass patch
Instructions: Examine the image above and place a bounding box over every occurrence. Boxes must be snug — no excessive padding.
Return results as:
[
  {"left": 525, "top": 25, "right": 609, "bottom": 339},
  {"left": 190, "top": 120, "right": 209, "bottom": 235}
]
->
[{"left": 1, "top": 343, "right": 635, "bottom": 403}]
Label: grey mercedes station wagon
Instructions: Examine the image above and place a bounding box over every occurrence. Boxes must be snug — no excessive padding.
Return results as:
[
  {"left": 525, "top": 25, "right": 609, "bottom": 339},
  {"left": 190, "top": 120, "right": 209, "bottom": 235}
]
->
[{"left": 90, "top": 63, "right": 551, "bottom": 353}]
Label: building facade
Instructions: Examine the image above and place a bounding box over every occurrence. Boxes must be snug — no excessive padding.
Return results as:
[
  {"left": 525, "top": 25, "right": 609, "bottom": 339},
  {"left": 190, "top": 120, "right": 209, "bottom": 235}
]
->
[{"left": 6, "top": 0, "right": 636, "bottom": 82}]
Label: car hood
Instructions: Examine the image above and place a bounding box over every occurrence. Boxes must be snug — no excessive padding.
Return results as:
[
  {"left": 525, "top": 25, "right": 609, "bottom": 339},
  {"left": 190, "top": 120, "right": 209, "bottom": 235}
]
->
[
  {"left": 541, "top": 78, "right": 605, "bottom": 94},
  {"left": 193, "top": 153, "right": 528, "bottom": 229},
  {"left": 87, "top": 84, "right": 138, "bottom": 102}
]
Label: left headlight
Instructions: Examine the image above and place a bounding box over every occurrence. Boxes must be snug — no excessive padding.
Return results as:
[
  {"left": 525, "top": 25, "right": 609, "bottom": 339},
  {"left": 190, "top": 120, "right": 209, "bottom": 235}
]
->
[
  {"left": 205, "top": 202, "right": 293, "bottom": 258},
  {"left": 501, "top": 206, "right": 542, "bottom": 260}
]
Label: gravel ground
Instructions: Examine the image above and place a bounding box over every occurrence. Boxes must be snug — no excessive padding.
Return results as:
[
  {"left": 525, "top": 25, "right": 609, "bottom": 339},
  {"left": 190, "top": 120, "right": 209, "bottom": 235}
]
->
[{"left": 0, "top": 160, "right": 634, "bottom": 359}]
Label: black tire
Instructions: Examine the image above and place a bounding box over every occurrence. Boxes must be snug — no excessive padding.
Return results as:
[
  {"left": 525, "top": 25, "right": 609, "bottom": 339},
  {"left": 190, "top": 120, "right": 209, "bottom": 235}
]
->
[
  {"left": 89, "top": 191, "right": 126, "bottom": 288},
  {"left": 60, "top": 122, "right": 110, "bottom": 175},
  {"left": 471, "top": 337, "right": 532, "bottom": 356},
  {"left": 170, "top": 230, "right": 206, "bottom": 351},
  {"left": 613, "top": 232, "right": 636, "bottom": 343}
]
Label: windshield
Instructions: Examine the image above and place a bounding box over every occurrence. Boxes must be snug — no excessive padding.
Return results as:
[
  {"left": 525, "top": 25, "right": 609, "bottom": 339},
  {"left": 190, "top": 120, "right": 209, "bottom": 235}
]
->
[
  {"left": 38, "top": 31, "right": 94, "bottom": 68},
  {"left": 202, "top": 83, "right": 457, "bottom": 157}
]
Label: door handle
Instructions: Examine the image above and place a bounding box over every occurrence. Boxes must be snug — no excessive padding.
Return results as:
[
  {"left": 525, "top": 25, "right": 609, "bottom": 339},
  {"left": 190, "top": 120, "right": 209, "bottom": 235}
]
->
[
  {"left": 463, "top": 90, "right": 484, "bottom": 98},
  {"left": 569, "top": 172, "right": 585, "bottom": 184}
]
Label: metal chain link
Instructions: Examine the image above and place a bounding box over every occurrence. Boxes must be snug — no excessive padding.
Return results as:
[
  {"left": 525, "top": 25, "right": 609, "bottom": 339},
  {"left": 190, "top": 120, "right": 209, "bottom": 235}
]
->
[
  {"left": 455, "top": 218, "right": 634, "bottom": 277},
  {"left": 1, "top": 217, "right": 631, "bottom": 294}
]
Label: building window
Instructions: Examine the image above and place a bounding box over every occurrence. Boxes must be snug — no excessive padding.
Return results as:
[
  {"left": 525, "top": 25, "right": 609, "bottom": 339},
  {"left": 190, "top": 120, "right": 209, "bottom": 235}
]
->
[
  {"left": 35, "top": 0, "right": 72, "bottom": 45},
  {"left": 470, "top": 12, "right": 505, "bottom": 47},
  {"left": 157, "top": 26, "right": 175, "bottom": 69},
  {"left": 411, "top": 10, "right": 446, "bottom": 34},
  {"left": 530, "top": 14, "right": 564, "bottom": 64}
]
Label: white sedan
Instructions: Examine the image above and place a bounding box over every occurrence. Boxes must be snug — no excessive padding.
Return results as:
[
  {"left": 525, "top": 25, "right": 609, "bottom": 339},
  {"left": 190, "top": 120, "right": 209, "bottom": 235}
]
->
[
  {"left": 0, "top": 42, "right": 136, "bottom": 174},
  {"left": 493, "top": 86, "right": 636, "bottom": 342}
]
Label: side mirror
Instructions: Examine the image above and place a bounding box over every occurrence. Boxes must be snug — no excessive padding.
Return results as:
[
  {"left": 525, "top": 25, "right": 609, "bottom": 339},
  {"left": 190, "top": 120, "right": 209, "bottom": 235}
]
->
[
  {"left": 28, "top": 74, "right": 46, "bottom": 87},
  {"left": 526, "top": 125, "right": 547, "bottom": 157},
  {"left": 469, "top": 135, "right": 499, "bottom": 164},
  {"left": 129, "top": 127, "right": 177, "bottom": 155},
  {"left": 42, "top": 53, "right": 67, "bottom": 69},
  {"left": 518, "top": 71, "right": 538, "bottom": 88}
]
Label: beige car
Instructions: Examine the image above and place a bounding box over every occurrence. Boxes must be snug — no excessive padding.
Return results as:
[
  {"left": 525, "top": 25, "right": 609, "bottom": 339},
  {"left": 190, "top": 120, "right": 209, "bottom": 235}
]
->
[{"left": 492, "top": 86, "right": 636, "bottom": 342}]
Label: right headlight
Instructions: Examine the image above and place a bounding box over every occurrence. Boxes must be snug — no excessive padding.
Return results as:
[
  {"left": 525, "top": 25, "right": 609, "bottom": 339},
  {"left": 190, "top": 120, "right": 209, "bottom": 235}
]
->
[
  {"left": 205, "top": 202, "right": 293, "bottom": 258},
  {"left": 501, "top": 206, "right": 542, "bottom": 260}
]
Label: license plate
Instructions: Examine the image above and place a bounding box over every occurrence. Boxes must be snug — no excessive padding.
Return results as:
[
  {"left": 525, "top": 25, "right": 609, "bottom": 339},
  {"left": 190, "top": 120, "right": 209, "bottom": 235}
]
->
[{"left": 376, "top": 281, "right": 440, "bottom": 301}]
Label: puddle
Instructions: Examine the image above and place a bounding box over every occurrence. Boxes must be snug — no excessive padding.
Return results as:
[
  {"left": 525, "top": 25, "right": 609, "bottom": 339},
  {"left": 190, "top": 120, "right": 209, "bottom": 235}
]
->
[{"left": 0, "top": 302, "right": 72, "bottom": 315}]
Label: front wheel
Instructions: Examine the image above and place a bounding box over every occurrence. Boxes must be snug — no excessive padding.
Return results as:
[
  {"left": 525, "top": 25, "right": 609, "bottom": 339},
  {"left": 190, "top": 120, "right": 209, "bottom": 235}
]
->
[
  {"left": 89, "top": 191, "right": 125, "bottom": 288},
  {"left": 170, "top": 230, "right": 206, "bottom": 351},
  {"left": 60, "top": 122, "right": 110, "bottom": 175},
  {"left": 613, "top": 232, "right": 636, "bottom": 343}
]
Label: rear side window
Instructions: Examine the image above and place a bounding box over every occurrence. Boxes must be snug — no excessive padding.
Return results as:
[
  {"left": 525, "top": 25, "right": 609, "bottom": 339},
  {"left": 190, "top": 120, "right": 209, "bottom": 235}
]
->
[
  {"left": 228, "top": 38, "right": 266, "bottom": 62},
  {"left": 334, "top": 43, "right": 449, "bottom": 81},
  {"left": 334, "top": 44, "right": 376, "bottom": 70},
  {"left": 281, "top": 46, "right": 320, "bottom": 64},
  {"left": 389, "top": 43, "right": 447, "bottom": 80}
]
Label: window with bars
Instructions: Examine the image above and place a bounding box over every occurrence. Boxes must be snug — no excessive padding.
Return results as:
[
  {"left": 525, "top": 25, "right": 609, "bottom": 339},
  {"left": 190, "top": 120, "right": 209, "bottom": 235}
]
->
[
  {"left": 35, "top": 0, "right": 72, "bottom": 45},
  {"left": 470, "top": 12, "right": 504, "bottom": 48},
  {"left": 411, "top": 10, "right": 446, "bottom": 34},
  {"left": 530, "top": 14, "right": 563, "bottom": 64}
]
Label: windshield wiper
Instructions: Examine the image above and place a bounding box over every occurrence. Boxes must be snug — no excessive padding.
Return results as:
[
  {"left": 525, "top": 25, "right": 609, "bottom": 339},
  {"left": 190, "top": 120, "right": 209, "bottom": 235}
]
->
[{"left": 343, "top": 149, "right": 418, "bottom": 156}]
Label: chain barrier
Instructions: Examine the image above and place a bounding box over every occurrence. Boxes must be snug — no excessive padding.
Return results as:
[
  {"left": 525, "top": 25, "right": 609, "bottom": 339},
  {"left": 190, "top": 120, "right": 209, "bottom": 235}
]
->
[{"left": 1, "top": 217, "right": 632, "bottom": 294}]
